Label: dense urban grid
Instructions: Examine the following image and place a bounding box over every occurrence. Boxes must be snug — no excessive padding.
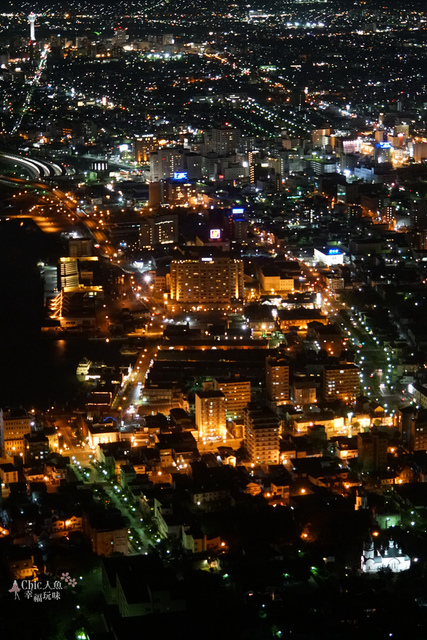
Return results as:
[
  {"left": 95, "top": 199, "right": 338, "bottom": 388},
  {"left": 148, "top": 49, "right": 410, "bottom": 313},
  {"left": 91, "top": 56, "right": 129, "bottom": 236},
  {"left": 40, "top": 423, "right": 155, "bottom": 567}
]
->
[{"left": 1, "top": 0, "right": 427, "bottom": 638}]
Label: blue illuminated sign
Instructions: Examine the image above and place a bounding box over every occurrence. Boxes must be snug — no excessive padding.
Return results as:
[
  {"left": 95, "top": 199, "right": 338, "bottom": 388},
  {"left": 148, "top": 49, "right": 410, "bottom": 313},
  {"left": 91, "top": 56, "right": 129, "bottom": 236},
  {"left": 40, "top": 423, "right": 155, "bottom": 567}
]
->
[{"left": 173, "top": 172, "right": 188, "bottom": 180}]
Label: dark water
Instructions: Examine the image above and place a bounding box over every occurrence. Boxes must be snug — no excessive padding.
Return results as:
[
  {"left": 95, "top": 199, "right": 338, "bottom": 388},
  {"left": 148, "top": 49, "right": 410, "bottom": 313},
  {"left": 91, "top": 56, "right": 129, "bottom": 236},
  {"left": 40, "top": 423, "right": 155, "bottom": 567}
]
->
[
  {"left": 0, "top": 336, "right": 131, "bottom": 410},
  {"left": 0, "top": 215, "right": 133, "bottom": 409}
]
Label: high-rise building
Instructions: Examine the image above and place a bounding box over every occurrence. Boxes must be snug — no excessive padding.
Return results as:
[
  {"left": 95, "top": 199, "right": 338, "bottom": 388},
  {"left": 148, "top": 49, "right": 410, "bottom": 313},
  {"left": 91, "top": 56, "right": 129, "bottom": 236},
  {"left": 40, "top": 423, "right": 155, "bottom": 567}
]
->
[
  {"left": 205, "top": 126, "right": 241, "bottom": 156},
  {"left": 322, "top": 364, "right": 359, "bottom": 403},
  {"left": 0, "top": 409, "right": 32, "bottom": 457},
  {"left": 195, "top": 391, "right": 227, "bottom": 442},
  {"left": 266, "top": 356, "right": 290, "bottom": 405},
  {"left": 357, "top": 430, "right": 388, "bottom": 471},
  {"left": 231, "top": 213, "right": 249, "bottom": 241},
  {"left": 135, "top": 135, "right": 157, "bottom": 163},
  {"left": 244, "top": 403, "right": 280, "bottom": 465},
  {"left": 139, "top": 214, "right": 178, "bottom": 248},
  {"left": 214, "top": 377, "right": 251, "bottom": 420},
  {"left": 169, "top": 256, "right": 244, "bottom": 306},
  {"left": 150, "top": 148, "right": 183, "bottom": 181}
]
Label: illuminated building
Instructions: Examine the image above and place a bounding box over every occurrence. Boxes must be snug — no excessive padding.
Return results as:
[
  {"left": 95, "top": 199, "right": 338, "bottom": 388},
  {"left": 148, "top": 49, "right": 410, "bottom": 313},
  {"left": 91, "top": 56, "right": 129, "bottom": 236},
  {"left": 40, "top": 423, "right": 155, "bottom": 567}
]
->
[
  {"left": 28, "top": 13, "right": 36, "bottom": 42},
  {"left": 59, "top": 256, "right": 99, "bottom": 290},
  {"left": 205, "top": 126, "right": 241, "bottom": 156},
  {"left": 134, "top": 135, "right": 157, "bottom": 163},
  {"left": 325, "top": 275, "right": 345, "bottom": 292},
  {"left": 214, "top": 376, "right": 251, "bottom": 419},
  {"left": 150, "top": 148, "right": 183, "bottom": 180},
  {"left": 170, "top": 256, "right": 244, "bottom": 306},
  {"left": 411, "top": 142, "right": 427, "bottom": 163},
  {"left": 322, "top": 364, "right": 359, "bottom": 403},
  {"left": 312, "top": 127, "right": 331, "bottom": 147},
  {"left": 87, "top": 424, "right": 118, "bottom": 448},
  {"left": 277, "top": 308, "right": 328, "bottom": 332},
  {"left": 0, "top": 463, "right": 18, "bottom": 485},
  {"left": 195, "top": 390, "right": 226, "bottom": 441},
  {"left": 259, "top": 266, "right": 294, "bottom": 294},
  {"left": 162, "top": 177, "right": 200, "bottom": 206},
  {"left": 374, "top": 142, "right": 393, "bottom": 164},
  {"left": 361, "top": 538, "right": 410, "bottom": 573},
  {"left": 313, "top": 246, "right": 344, "bottom": 266},
  {"left": 113, "top": 26, "right": 128, "bottom": 44},
  {"left": 24, "top": 432, "right": 49, "bottom": 466},
  {"left": 0, "top": 409, "right": 32, "bottom": 457},
  {"left": 244, "top": 403, "right": 280, "bottom": 465},
  {"left": 265, "top": 356, "right": 290, "bottom": 405},
  {"left": 139, "top": 213, "right": 178, "bottom": 247}
]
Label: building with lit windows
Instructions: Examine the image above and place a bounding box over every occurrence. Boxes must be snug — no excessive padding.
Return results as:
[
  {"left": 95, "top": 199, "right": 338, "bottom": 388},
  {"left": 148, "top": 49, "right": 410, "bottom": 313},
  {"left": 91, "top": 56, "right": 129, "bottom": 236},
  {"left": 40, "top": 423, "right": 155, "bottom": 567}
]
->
[
  {"left": 24, "top": 432, "right": 49, "bottom": 466},
  {"left": 88, "top": 424, "right": 119, "bottom": 448},
  {"left": 244, "top": 403, "right": 280, "bottom": 465},
  {"left": 265, "top": 356, "right": 290, "bottom": 405},
  {"left": 0, "top": 409, "right": 32, "bottom": 457},
  {"left": 205, "top": 126, "right": 241, "bottom": 156},
  {"left": 150, "top": 148, "right": 183, "bottom": 181},
  {"left": 259, "top": 266, "right": 294, "bottom": 294},
  {"left": 322, "top": 364, "right": 359, "bottom": 403},
  {"left": 214, "top": 376, "right": 251, "bottom": 420},
  {"left": 169, "top": 256, "right": 244, "bottom": 307},
  {"left": 162, "top": 177, "right": 200, "bottom": 206},
  {"left": 195, "top": 390, "right": 226, "bottom": 442},
  {"left": 292, "top": 373, "right": 317, "bottom": 406},
  {"left": 139, "top": 213, "right": 178, "bottom": 247},
  {"left": 134, "top": 134, "right": 157, "bottom": 163}
]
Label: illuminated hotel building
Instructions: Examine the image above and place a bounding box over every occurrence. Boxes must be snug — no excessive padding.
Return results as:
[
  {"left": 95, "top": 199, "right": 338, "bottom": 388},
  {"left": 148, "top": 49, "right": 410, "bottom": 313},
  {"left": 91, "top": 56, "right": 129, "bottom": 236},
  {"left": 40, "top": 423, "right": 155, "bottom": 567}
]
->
[
  {"left": 170, "top": 257, "right": 244, "bottom": 306},
  {"left": 195, "top": 391, "right": 227, "bottom": 441}
]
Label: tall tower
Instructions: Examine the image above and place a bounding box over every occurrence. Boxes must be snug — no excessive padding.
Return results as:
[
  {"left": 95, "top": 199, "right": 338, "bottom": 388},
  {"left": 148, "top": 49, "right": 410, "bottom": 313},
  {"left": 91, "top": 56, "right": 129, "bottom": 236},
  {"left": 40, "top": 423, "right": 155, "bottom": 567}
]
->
[
  {"left": 195, "top": 390, "right": 226, "bottom": 442},
  {"left": 28, "top": 13, "right": 36, "bottom": 42}
]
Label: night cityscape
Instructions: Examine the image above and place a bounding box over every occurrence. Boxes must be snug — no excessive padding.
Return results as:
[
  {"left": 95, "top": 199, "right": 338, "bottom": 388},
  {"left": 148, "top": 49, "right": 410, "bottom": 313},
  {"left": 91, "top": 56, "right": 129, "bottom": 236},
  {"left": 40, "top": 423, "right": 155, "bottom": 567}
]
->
[{"left": 1, "top": 0, "right": 427, "bottom": 638}]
